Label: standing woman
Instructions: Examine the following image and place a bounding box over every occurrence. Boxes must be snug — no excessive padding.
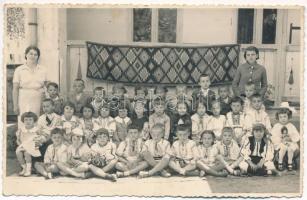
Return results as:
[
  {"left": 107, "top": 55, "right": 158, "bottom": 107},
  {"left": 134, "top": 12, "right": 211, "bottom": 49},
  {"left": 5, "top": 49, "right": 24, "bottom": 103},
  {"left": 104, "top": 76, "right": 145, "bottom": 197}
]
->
[
  {"left": 232, "top": 46, "right": 268, "bottom": 98},
  {"left": 13, "top": 46, "right": 48, "bottom": 126}
]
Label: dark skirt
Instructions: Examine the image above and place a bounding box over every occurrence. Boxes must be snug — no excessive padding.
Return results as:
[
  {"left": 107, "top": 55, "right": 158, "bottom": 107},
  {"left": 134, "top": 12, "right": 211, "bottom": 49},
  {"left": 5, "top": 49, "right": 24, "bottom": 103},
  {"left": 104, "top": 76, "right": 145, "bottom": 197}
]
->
[{"left": 32, "top": 139, "right": 52, "bottom": 163}]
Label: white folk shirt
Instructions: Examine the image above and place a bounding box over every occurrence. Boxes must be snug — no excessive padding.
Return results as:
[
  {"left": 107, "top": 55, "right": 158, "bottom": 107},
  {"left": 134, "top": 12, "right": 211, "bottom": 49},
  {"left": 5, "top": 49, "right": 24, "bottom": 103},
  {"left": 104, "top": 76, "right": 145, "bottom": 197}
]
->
[
  {"left": 91, "top": 142, "right": 117, "bottom": 161},
  {"left": 207, "top": 115, "right": 226, "bottom": 139},
  {"left": 191, "top": 113, "right": 209, "bottom": 135},
  {"left": 170, "top": 140, "right": 197, "bottom": 162},
  {"left": 215, "top": 140, "right": 240, "bottom": 161},
  {"left": 37, "top": 113, "right": 61, "bottom": 135},
  {"left": 44, "top": 143, "right": 67, "bottom": 164},
  {"left": 142, "top": 139, "right": 171, "bottom": 158},
  {"left": 195, "top": 144, "right": 218, "bottom": 166}
]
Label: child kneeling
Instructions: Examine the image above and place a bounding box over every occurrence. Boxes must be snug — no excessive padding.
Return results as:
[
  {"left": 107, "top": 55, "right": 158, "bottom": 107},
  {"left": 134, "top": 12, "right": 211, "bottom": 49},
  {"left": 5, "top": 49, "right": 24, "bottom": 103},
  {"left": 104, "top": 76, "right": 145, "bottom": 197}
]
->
[
  {"left": 138, "top": 124, "right": 171, "bottom": 178},
  {"left": 239, "top": 123, "right": 279, "bottom": 176},
  {"left": 34, "top": 128, "right": 67, "bottom": 179}
]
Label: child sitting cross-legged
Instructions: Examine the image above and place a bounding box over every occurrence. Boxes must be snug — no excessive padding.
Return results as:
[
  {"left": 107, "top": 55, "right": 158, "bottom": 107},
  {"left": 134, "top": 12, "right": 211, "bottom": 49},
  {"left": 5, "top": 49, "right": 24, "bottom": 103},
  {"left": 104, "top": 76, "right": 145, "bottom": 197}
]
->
[
  {"left": 88, "top": 128, "right": 118, "bottom": 181},
  {"left": 215, "top": 127, "right": 242, "bottom": 176},
  {"left": 34, "top": 128, "right": 67, "bottom": 179},
  {"left": 239, "top": 123, "right": 280, "bottom": 176},
  {"left": 115, "top": 124, "right": 147, "bottom": 178},
  {"left": 57, "top": 128, "right": 92, "bottom": 179},
  {"left": 138, "top": 124, "right": 171, "bottom": 178},
  {"left": 168, "top": 125, "right": 199, "bottom": 176},
  {"left": 195, "top": 130, "right": 228, "bottom": 177}
]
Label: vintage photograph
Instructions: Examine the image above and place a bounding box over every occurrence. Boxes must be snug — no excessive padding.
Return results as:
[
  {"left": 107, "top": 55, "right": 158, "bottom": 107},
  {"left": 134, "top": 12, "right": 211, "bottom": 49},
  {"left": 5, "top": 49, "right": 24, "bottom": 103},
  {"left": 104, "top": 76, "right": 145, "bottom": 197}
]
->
[{"left": 3, "top": 5, "right": 303, "bottom": 196}]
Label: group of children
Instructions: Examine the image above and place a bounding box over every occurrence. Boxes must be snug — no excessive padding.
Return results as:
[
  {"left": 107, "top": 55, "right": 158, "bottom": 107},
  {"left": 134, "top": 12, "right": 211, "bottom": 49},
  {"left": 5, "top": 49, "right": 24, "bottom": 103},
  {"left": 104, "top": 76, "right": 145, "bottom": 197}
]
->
[{"left": 15, "top": 73, "right": 300, "bottom": 181}]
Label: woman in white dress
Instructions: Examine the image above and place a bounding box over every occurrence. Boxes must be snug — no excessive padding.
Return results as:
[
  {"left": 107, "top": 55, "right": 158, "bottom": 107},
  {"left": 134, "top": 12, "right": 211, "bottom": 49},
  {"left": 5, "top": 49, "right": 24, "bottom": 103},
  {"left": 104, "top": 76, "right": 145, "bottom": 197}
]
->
[{"left": 13, "top": 46, "right": 48, "bottom": 126}]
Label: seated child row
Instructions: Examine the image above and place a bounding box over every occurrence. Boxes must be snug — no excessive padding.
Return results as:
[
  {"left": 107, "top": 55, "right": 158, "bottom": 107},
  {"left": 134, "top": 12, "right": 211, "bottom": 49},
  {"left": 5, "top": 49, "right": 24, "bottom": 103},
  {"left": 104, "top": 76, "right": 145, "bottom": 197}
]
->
[
  {"left": 18, "top": 121, "right": 283, "bottom": 181},
  {"left": 16, "top": 101, "right": 299, "bottom": 180}
]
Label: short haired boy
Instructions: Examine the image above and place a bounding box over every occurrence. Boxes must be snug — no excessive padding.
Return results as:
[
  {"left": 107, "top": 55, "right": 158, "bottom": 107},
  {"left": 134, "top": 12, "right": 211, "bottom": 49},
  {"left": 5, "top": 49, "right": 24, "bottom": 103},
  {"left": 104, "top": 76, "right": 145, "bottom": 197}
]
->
[
  {"left": 191, "top": 73, "right": 216, "bottom": 114},
  {"left": 45, "top": 82, "right": 64, "bottom": 115},
  {"left": 37, "top": 99, "right": 61, "bottom": 136},
  {"left": 138, "top": 124, "right": 171, "bottom": 178},
  {"left": 218, "top": 86, "right": 232, "bottom": 115},
  {"left": 115, "top": 124, "right": 148, "bottom": 177},
  {"left": 34, "top": 128, "right": 67, "bottom": 179},
  {"left": 168, "top": 125, "right": 198, "bottom": 176},
  {"left": 67, "top": 79, "right": 90, "bottom": 117},
  {"left": 90, "top": 87, "right": 106, "bottom": 118},
  {"left": 215, "top": 127, "right": 242, "bottom": 175},
  {"left": 244, "top": 94, "right": 272, "bottom": 137}
]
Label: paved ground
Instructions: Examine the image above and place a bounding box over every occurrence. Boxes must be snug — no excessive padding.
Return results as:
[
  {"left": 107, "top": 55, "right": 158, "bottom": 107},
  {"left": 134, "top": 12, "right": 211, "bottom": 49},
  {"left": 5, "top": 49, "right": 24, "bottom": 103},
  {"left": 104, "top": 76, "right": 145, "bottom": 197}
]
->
[{"left": 3, "top": 170, "right": 301, "bottom": 196}]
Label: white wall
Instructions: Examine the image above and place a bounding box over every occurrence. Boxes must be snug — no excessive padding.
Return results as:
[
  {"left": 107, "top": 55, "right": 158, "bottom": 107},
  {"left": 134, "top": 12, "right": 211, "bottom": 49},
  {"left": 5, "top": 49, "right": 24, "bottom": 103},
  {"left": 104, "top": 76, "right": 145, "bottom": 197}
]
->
[
  {"left": 67, "top": 8, "right": 131, "bottom": 43},
  {"left": 181, "top": 8, "right": 237, "bottom": 44}
]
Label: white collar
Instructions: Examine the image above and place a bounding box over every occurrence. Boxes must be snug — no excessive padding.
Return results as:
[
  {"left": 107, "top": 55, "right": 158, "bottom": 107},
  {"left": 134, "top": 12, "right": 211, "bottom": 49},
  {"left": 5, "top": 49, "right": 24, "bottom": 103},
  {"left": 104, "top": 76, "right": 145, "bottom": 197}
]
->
[
  {"left": 61, "top": 115, "right": 78, "bottom": 122},
  {"left": 21, "top": 126, "right": 39, "bottom": 133}
]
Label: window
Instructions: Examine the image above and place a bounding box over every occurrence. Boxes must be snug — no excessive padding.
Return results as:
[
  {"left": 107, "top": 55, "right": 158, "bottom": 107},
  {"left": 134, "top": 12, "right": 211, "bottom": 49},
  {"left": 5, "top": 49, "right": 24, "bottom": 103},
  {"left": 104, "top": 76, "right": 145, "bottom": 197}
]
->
[
  {"left": 158, "top": 9, "right": 177, "bottom": 43},
  {"left": 262, "top": 9, "right": 277, "bottom": 44},
  {"left": 237, "top": 9, "right": 254, "bottom": 44},
  {"left": 133, "top": 8, "right": 152, "bottom": 42}
]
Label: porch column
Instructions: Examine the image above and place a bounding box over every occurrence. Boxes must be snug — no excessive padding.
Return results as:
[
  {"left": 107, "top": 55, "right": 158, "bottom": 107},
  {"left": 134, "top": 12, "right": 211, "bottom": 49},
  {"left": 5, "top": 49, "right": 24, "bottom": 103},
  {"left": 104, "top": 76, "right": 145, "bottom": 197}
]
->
[{"left": 27, "top": 8, "right": 38, "bottom": 46}]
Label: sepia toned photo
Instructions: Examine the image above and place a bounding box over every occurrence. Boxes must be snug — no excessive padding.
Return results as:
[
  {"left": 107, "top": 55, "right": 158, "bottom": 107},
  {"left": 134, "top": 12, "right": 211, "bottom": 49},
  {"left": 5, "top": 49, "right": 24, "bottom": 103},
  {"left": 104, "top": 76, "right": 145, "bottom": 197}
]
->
[{"left": 2, "top": 5, "right": 304, "bottom": 197}]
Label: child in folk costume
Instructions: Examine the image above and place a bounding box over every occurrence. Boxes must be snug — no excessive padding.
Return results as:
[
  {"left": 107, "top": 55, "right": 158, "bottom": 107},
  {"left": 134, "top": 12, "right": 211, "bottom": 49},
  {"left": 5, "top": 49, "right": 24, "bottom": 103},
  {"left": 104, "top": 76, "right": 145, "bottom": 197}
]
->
[
  {"left": 207, "top": 101, "right": 226, "bottom": 141},
  {"left": 56, "top": 101, "right": 80, "bottom": 145},
  {"left": 90, "top": 87, "right": 106, "bottom": 118},
  {"left": 149, "top": 98, "right": 171, "bottom": 141},
  {"left": 114, "top": 103, "right": 132, "bottom": 144},
  {"left": 218, "top": 86, "right": 232, "bottom": 115},
  {"left": 37, "top": 99, "right": 61, "bottom": 136},
  {"left": 44, "top": 82, "right": 64, "bottom": 115},
  {"left": 57, "top": 128, "right": 92, "bottom": 178},
  {"left": 168, "top": 125, "right": 198, "bottom": 176},
  {"left": 239, "top": 123, "right": 279, "bottom": 176},
  {"left": 170, "top": 101, "right": 192, "bottom": 143},
  {"left": 244, "top": 94, "right": 272, "bottom": 139},
  {"left": 191, "top": 73, "right": 216, "bottom": 115},
  {"left": 80, "top": 104, "right": 99, "bottom": 146},
  {"left": 88, "top": 128, "right": 118, "bottom": 181},
  {"left": 34, "top": 128, "right": 67, "bottom": 179},
  {"left": 93, "top": 103, "right": 116, "bottom": 143},
  {"left": 67, "top": 79, "right": 90, "bottom": 117},
  {"left": 138, "top": 124, "right": 172, "bottom": 178},
  {"left": 115, "top": 124, "right": 147, "bottom": 177},
  {"left": 191, "top": 100, "right": 210, "bottom": 144},
  {"left": 271, "top": 102, "right": 300, "bottom": 171},
  {"left": 195, "top": 130, "right": 228, "bottom": 177},
  {"left": 215, "top": 127, "right": 242, "bottom": 176},
  {"left": 16, "top": 112, "right": 44, "bottom": 176},
  {"left": 226, "top": 96, "right": 246, "bottom": 145}
]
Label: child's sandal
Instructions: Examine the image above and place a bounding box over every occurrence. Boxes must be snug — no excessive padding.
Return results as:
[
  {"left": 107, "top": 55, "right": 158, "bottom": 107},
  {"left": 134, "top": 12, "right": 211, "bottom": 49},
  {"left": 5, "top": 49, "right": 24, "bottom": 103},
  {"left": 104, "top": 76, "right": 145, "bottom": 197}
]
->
[
  {"left": 288, "top": 164, "right": 293, "bottom": 171},
  {"left": 232, "top": 169, "right": 241, "bottom": 176},
  {"left": 138, "top": 171, "right": 149, "bottom": 179},
  {"left": 278, "top": 163, "right": 284, "bottom": 171},
  {"left": 116, "top": 171, "right": 124, "bottom": 178}
]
